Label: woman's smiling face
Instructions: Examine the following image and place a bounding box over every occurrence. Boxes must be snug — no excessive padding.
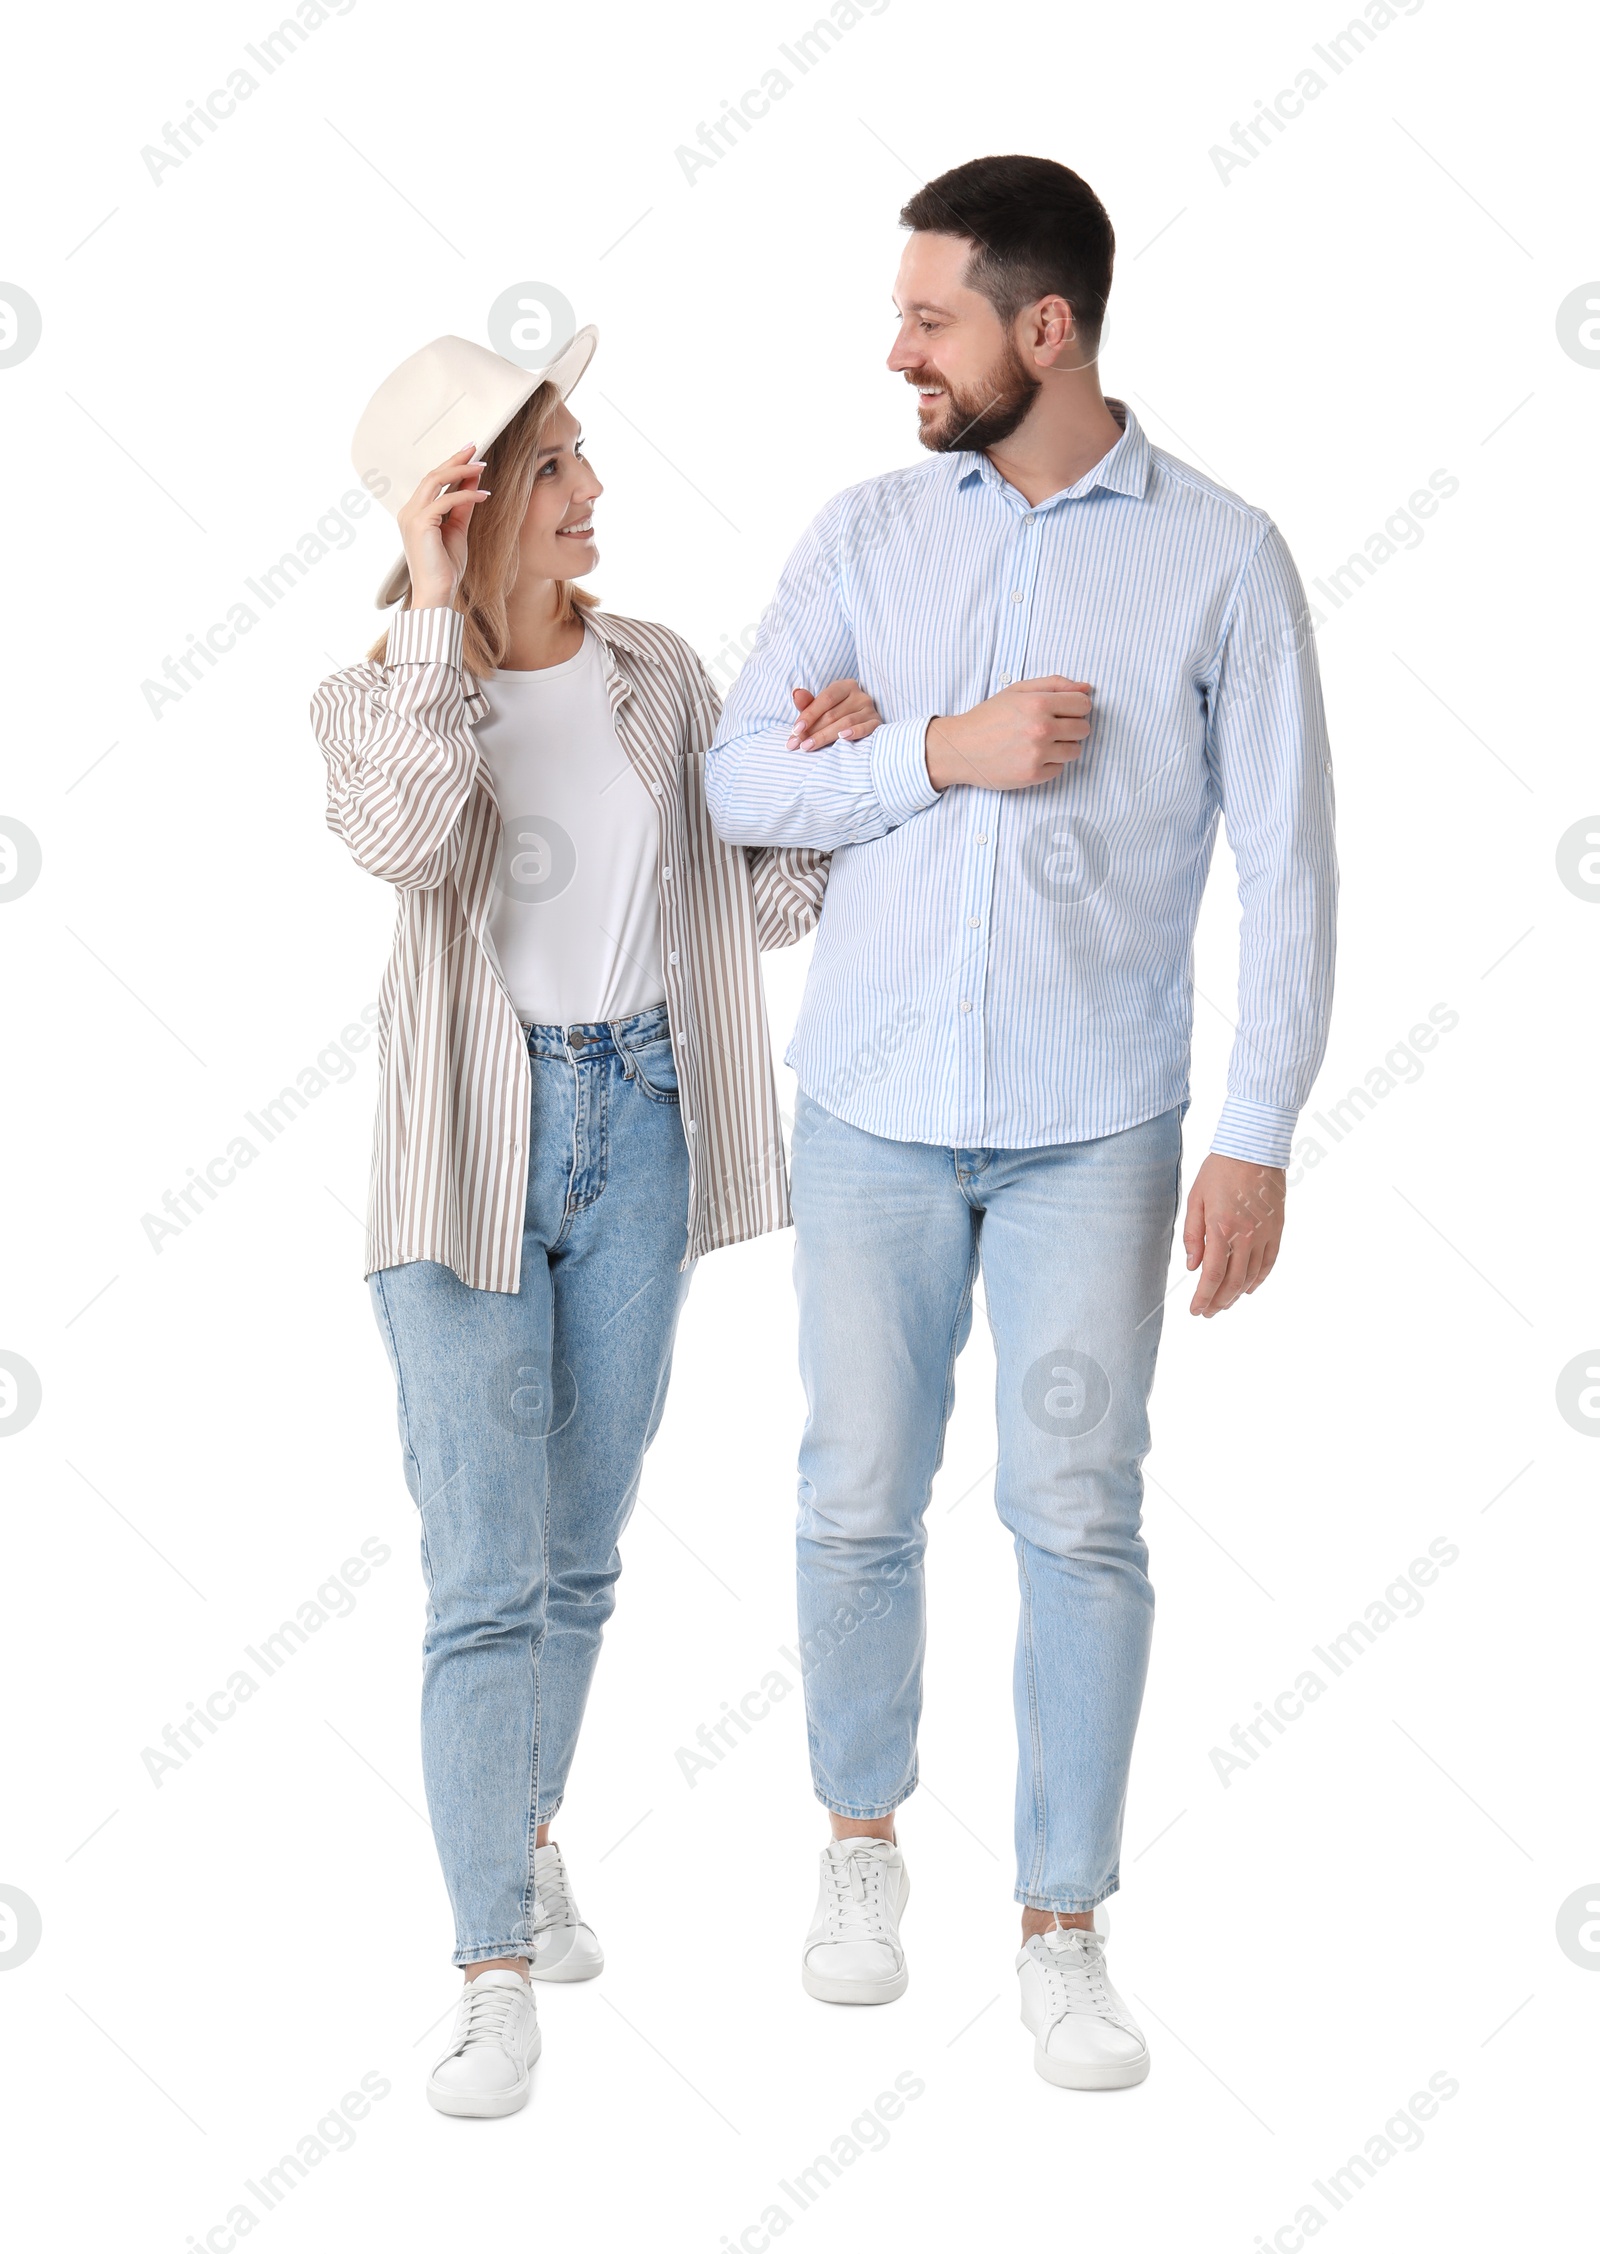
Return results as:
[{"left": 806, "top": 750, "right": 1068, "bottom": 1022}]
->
[{"left": 516, "top": 397, "right": 603, "bottom": 584}]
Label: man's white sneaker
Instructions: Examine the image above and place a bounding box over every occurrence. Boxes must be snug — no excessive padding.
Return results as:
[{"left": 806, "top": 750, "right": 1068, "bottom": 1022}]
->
[
  {"left": 528, "top": 1842, "right": 604, "bottom": 1983},
  {"left": 801, "top": 1838, "right": 909, "bottom": 2004},
  {"left": 426, "top": 1971, "right": 540, "bottom": 2117},
  {"left": 1016, "top": 1925, "right": 1149, "bottom": 2090}
]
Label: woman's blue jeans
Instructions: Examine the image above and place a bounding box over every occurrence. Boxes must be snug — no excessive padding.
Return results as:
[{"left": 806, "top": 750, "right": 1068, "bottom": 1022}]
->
[{"left": 369, "top": 1006, "right": 692, "bottom": 1966}]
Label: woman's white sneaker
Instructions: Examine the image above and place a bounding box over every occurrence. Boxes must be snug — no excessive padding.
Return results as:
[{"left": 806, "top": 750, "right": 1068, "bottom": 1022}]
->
[
  {"left": 1016, "top": 1925, "right": 1149, "bottom": 2090},
  {"left": 426, "top": 1971, "right": 540, "bottom": 2117},
  {"left": 802, "top": 1838, "right": 909, "bottom": 2004},
  {"left": 528, "top": 1842, "right": 604, "bottom": 1982}
]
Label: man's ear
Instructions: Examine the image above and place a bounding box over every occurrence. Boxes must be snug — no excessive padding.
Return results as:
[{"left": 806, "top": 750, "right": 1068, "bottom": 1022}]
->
[{"left": 1027, "top": 294, "right": 1078, "bottom": 367}]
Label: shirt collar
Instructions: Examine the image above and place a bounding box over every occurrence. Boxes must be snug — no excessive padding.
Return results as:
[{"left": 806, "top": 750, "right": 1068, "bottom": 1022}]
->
[{"left": 955, "top": 397, "right": 1150, "bottom": 511}]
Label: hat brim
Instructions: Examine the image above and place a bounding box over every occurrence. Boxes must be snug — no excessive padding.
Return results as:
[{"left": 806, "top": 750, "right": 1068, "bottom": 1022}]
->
[{"left": 374, "top": 323, "right": 599, "bottom": 609}]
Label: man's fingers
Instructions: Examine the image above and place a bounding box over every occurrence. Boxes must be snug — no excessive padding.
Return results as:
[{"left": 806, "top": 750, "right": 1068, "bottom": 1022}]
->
[
  {"left": 1183, "top": 1192, "right": 1207, "bottom": 1270},
  {"left": 1023, "top": 690, "right": 1092, "bottom": 719},
  {"left": 1190, "top": 1217, "right": 1233, "bottom": 1313},
  {"left": 1014, "top": 701, "right": 1090, "bottom": 752},
  {"left": 1198, "top": 1242, "right": 1244, "bottom": 1315},
  {"left": 1192, "top": 1211, "right": 1263, "bottom": 1314},
  {"left": 1245, "top": 1237, "right": 1280, "bottom": 1294},
  {"left": 1192, "top": 1215, "right": 1280, "bottom": 1312}
]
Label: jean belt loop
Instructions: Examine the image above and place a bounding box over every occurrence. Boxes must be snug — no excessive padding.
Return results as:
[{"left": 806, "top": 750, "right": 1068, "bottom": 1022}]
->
[{"left": 609, "top": 1018, "right": 634, "bottom": 1079}]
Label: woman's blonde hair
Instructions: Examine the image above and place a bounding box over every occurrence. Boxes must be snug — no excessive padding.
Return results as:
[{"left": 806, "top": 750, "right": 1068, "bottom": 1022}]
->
[{"left": 366, "top": 380, "right": 597, "bottom": 677}]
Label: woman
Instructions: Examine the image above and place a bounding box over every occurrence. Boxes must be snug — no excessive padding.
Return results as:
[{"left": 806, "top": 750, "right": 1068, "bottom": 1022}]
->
[{"left": 312, "top": 330, "right": 877, "bottom": 2118}]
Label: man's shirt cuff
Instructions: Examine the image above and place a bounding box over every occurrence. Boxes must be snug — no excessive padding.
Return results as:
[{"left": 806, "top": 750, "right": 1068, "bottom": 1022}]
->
[
  {"left": 1211, "top": 1097, "right": 1299, "bottom": 1169},
  {"left": 869, "top": 718, "right": 940, "bottom": 827}
]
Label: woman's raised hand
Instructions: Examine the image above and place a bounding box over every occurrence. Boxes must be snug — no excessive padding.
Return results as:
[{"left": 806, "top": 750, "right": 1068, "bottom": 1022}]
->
[
  {"left": 399, "top": 445, "right": 493, "bottom": 610},
  {"left": 787, "top": 679, "right": 885, "bottom": 752}
]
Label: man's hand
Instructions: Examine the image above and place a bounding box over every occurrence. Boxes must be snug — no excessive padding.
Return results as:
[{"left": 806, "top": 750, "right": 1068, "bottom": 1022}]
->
[
  {"left": 924, "top": 676, "right": 1092, "bottom": 793},
  {"left": 1183, "top": 1154, "right": 1287, "bottom": 1317},
  {"left": 788, "top": 680, "right": 883, "bottom": 751}
]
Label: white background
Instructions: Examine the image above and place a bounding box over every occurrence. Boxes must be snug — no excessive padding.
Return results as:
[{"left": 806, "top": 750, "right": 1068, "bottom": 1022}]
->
[{"left": 2, "top": 0, "right": 1596, "bottom": 2246}]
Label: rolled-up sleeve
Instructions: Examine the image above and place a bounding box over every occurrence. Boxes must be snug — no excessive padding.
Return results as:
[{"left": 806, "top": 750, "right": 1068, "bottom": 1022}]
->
[
  {"left": 707, "top": 493, "right": 938, "bottom": 849},
  {"left": 1204, "top": 524, "right": 1339, "bottom": 1168}
]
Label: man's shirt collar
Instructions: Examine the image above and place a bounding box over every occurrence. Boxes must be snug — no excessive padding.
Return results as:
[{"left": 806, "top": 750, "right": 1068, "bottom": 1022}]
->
[{"left": 954, "top": 397, "right": 1151, "bottom": 512}]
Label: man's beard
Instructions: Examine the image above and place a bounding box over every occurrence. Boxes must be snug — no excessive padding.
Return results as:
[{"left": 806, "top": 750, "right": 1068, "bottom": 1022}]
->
[{"left": 913, "top": 334, "right": 1040, "bottom": 453}]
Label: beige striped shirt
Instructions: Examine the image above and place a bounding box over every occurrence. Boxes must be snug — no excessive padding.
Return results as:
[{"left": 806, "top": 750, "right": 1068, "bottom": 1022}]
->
[{"left": 311, "top": 605, "right": 829, "bottom": 1292}]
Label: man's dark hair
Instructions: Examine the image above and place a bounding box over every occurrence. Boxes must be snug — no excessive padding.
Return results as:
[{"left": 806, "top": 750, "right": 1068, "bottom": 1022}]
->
[{"left": 899, "top": 155, "right": 1115, "bottom": 347}]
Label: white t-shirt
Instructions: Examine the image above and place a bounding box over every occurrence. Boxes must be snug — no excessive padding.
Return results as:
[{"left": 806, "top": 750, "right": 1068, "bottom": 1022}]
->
[{"left": 475, "top": 631, "right": 667, "bottom": 1028}]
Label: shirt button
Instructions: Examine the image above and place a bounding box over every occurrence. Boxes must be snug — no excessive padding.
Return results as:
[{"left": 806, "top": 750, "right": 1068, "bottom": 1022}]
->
[
  {"left": 1010, "top": 590, "right": 1023, "bottom": 603},
  {"left": 997, "top": 676, "right": 1011, "bottom": 688},
  {"left": 1323, "top": 760, "right": 1333, "bottom": 774},
  {"left": 975, "top": 833, "right": 987, "bottom": 844},
  {"left": 668, "top": 950, "right": 680, "bottom": 965},
  {"left": 652, "top": 782, "right": 664, "bottom": 796},
  {"left": 958, "top": 999, "right": 973, "bottom": 1013},
  {"left": 686, "top": 1120, "right": 697, "bottom": 1133},
  {"left": 967, "top": 916, "right": 980, "bottom": 929},
  {"left": 662, "top": 865, "right": 672, "bottom": 880}
]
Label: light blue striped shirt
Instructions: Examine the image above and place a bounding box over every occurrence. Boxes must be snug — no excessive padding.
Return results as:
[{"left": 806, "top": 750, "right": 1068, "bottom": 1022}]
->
[{"left": 707, "top": 401, "right": 1337, "bottom": 1166}]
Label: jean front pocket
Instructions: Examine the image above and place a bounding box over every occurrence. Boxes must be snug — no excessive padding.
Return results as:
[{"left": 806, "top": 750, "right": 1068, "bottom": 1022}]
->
[{"left": 626, "top": 1032, "right": 680, "bottom": 1106}]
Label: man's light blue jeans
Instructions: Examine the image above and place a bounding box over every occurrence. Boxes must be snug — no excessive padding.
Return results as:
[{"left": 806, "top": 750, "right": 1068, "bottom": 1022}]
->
[
  {"left": 789, "top": 1089, "right": 1185, "bottom": 1913},
  {"left": 369, "top": 1006, "right": 692, "bottom": 1966}
]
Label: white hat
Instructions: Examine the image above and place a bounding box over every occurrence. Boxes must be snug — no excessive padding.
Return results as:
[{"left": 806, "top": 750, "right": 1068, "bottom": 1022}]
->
[{"left": 351, "top": 326, "right": 598, "bottom": 607}]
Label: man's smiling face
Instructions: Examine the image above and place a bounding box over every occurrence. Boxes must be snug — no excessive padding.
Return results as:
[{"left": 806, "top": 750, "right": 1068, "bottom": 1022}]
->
[{"left": 886, "top": 230, "right": 1041, "bottom": 453}]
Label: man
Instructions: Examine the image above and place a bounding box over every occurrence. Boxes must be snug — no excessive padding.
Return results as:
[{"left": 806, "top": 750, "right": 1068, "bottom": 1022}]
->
[{"left": 706, "top": 154, "right": 1336, "bottom": 2090}]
